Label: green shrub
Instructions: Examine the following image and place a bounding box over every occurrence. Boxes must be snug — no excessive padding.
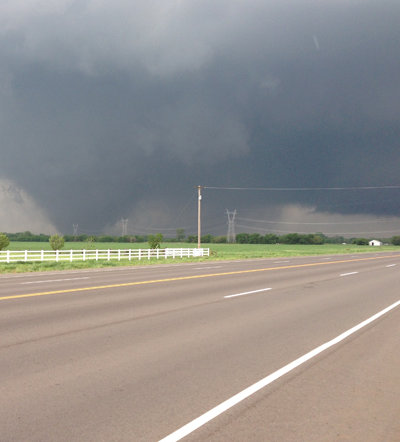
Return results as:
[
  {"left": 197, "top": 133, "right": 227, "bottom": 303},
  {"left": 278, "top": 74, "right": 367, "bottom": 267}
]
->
[
  {"left": 391, "top": 236, "right": 400, "bottom": 246},
  {"left": 0, "top": 233, "right": 10, "bottom": 250},
  {"left": 148, "top": 233, "right": 163, "bottom": 249},
  {"left": 352, "top": 238, "right": 368, "bottom": 246},
  {"left": 49, "top": 234, "right": 65, "bottom": 250}
]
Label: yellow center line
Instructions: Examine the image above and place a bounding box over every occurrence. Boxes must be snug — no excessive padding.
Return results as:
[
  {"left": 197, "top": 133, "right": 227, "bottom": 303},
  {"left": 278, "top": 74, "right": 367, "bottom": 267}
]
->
[{"left": 1, "top": 255, "right": 399, "bottom": 301}]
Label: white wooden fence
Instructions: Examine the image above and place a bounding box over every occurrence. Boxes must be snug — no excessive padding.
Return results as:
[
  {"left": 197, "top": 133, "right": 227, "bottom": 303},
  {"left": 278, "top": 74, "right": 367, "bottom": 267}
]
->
[{"left": 0, "top": 248, "right": 210, "bottom": 263}]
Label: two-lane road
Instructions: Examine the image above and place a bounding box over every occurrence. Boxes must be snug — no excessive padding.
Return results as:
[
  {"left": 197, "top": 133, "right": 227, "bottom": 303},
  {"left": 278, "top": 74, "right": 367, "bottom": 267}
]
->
[{"left": 1, "top": 252, "right": 400, "bottom": 441}]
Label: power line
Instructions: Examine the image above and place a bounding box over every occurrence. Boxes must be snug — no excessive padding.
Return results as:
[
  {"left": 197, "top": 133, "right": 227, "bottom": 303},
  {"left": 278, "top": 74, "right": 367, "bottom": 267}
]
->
[
  {"left": 165, "top": 190, "right": 197, "bottom": 235},
  {"left": 124, "top": 217, "right": 226, "bottom": 234},
  {"left": 77, "top": 228, "right": 107, "bottom": 234},
  {"left": 204, "top": 185, "right": 400, "bottom": 191},
  {"left": 234, "top": 223, "right": 400, "bottom": 235},
  {"left": 180, "top": 217, "right": 226, "bottom": 230},
  {"left": 235, "top": 216, "right": 400, "bottom": 225}
]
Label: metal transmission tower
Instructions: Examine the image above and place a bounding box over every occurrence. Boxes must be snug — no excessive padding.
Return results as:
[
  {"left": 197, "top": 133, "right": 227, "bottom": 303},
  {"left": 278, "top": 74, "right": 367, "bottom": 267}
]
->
[
  {"left": 121, "top": 219, "right": 128, "bottom": 236},
  {"left": 226, "top": 209, "right": 237, "bottom": 243},
  {"left": 73, "top": 224, "right": 78, "bottom": 236}
]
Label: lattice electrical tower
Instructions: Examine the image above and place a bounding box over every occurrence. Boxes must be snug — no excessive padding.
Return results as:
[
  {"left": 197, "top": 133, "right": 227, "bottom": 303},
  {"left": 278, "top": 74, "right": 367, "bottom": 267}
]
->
[
  {"left": 121, "top": 219, "right": 128, "bottom": 236},
  {"left": 226, "top": 209, "right": 237, "bottom": 243},
  {"left": 73, "top": 224, "right": 78, "bottom": 236}
]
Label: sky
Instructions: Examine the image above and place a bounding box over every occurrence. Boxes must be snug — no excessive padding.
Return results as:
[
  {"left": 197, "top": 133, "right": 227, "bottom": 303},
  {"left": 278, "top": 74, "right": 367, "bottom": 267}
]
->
[{"left": 1, "top": 0, "right": 400, "bottom": 237}]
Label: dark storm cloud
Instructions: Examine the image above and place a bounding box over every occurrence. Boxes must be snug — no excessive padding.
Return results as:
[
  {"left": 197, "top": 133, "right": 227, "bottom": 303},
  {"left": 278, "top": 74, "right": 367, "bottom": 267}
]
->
[{"left": 0, "top": 0, "right": 399, "bottom": 234}]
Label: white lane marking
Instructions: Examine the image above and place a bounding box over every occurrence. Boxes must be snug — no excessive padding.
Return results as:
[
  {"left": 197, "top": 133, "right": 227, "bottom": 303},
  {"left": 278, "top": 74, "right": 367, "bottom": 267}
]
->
[
  {"left": 224, "top": 288, "right": 271, "bottom": 299},
  {"left": 274, "top": 261, "right": 289, "bottom": 263},
  {"left": 0, "top": 269, "right": 125, "bottom": 279},
  {"left": 193, "top": 266, "right": 222, "bottom": 270},
  {"left": 340, "top": 272, "right": 358, "bottom": 277},
  {"left": 158, "top": 299, "right": 400, "bottom": 442},
  {"left": 21, "top": 277, "right": 90, "bottom": 284},
  {"left": 1, "top": 272, "right": 81, "bottom": 279},
  {"left": 387, "top": 264, "right": 396, "bottom": 267}
]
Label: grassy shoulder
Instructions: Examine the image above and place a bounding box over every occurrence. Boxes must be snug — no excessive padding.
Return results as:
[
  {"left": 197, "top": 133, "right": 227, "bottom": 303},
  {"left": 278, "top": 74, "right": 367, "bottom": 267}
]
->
[{"left": 1, "top": 242, "right": 398, "bottom": 274}]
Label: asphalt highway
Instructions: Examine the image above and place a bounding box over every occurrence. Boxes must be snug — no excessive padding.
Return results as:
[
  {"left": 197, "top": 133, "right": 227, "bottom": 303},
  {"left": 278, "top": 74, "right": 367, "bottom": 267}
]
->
[{"left": 1, "top": 251, "right": 400, "bottom": 441}]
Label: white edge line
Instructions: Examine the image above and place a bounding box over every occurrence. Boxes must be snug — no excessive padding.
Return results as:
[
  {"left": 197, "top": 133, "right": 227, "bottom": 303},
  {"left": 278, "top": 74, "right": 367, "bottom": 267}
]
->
[
  {"left": 158, "top": 299, "right": 400, "bottom": 442},
  {"left": 21, "top": 277, "right": 90, "bottom": 284},
  {"left": 224, "top": 288, "right": 271, "bottom": 298},
  {"left": 387, "top": 264, "right": 396, "bottom": 267},
  {"left": 340, "top": 272, "right": 358, "bottom": 276}
]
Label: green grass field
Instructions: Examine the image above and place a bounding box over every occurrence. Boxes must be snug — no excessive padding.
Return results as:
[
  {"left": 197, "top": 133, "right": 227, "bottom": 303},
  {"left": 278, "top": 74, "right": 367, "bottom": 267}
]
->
[
  {"left": 206, "top": 242, "right": 399, "bottom": 258},
  {"left": 0, "top": 242, "right": 398, "bottom": 274}
]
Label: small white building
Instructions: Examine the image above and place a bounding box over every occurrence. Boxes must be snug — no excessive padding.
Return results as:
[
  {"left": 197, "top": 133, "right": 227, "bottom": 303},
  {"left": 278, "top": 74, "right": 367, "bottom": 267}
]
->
[{"left": 369, "top": 239, "right": 383, "bottom": 246}]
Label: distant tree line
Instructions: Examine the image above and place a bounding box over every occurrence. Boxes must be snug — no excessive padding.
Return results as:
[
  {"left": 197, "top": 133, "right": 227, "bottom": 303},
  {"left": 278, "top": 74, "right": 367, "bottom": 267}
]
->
[
  {"left": 63, "top": 234, "right": 150, "bottom": 243},
  {"left": 188, "top": 232, "right": 339, "bottom": 245},
  {"left": 2, "top": 231, "right": 400, "bottom": 246},
  {"left": 5, "top": 231, "right": 50, "bottom": 242},
  {"left": 236, "top": 233, "right": 324, "bottom": 244},
  {"left": 184, "top": 232, "right": 393, "bottom": 245}
]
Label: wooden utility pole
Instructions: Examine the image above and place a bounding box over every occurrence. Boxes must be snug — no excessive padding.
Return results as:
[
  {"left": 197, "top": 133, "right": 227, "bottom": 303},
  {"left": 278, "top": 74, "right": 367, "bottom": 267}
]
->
[{"left": 196, "top": 186, "right": 203, "bottom": 248}]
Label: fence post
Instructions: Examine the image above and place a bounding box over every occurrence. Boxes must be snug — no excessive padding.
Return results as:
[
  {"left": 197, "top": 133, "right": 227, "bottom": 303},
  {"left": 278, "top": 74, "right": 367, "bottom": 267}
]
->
[
  {"left": 148, "top": 249, "right": 150, "bottom": 260},
  {"left": 24, "top": 250, "right": 27, "bottom": 262},
  {"left": 70, "top": 250, "right": 73, "bottom": 262},
  {"left": 139, "top": 249, "right": 141, "bottom": 260},
  {"left": 41, "top": 250, "right": 44, "bottom": 261},
  {"left": 118, "top": 249, "right": 121, "bottom": 261},
  {"left": 83, "top": 249, "right": 86, "bottom": 261},
  {"left": 7, "top": 250, "right": 10, "bottom": 263},
  {"left": 157, "top": 248, "right": 159, "bottom": 259},
  {"left": 129, "top": 249, "right": 131, "bottom": 261},
  {"left": 56, "top": 250, "right": 59, "bottom": 262}
]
